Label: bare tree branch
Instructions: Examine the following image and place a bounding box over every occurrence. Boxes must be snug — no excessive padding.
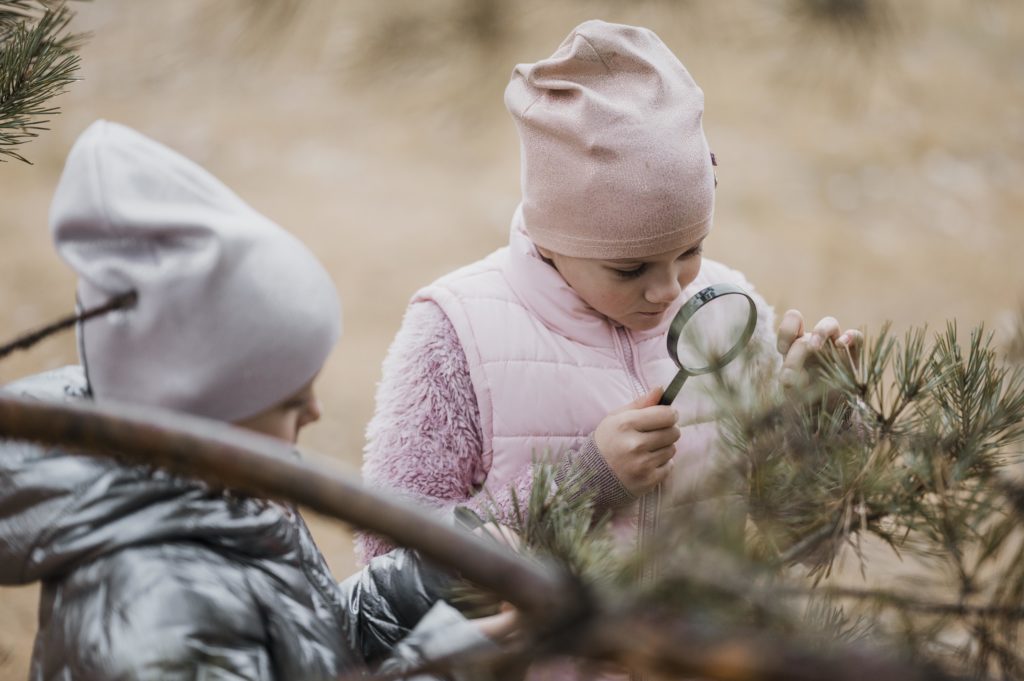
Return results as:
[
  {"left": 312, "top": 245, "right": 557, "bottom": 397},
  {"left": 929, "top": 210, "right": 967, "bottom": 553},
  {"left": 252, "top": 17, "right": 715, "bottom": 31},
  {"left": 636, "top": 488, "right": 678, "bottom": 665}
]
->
[{"left": 0, "top": 392, "right": 579, "bottom": 620}]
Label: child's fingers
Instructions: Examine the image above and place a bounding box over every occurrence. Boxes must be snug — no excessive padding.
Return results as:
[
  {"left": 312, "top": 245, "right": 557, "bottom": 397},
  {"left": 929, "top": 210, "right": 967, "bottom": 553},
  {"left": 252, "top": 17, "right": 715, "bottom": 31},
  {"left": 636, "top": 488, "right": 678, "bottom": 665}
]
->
[
  {"left": 642, "top": 426, "right": 681, "bottom": 451},
  {"left": 780, "top": 335, "right": 813, "bottom": 389},
  {"left": 837, "top": 329, "right": 864, "bottom": 364},
  {"left": 617, "top": 387, "right": 663, "bottom": 413},
  {"left": 630, "top": 405, "right": 680, "bottom": 432},
  {"left": 810, "top": 316, "right": 841, "bottom": 349},
  {"left": 643, "top": 386, "right": 665, "bottom": 406},
  {"left": 652, "top": 455, "right": 676, "bottom": 485},
  {"left": 777, "top": 309, "right": 805, "bottom": 355},
  {"left": 472, "top": 608, "right": 521, "bottom": 641},
  {"left": 646, "top": 443, "right": 677, "bottom": 468}
]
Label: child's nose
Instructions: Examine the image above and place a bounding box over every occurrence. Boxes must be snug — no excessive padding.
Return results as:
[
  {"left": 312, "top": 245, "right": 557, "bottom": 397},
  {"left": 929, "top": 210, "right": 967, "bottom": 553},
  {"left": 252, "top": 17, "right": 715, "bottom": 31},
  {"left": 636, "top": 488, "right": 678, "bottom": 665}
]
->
[
  {"left": 645, "top": 276, "right": 681, "bottom": 305},
  {"left": 304, "top": 397, "right": 322, "bottom": 426}
]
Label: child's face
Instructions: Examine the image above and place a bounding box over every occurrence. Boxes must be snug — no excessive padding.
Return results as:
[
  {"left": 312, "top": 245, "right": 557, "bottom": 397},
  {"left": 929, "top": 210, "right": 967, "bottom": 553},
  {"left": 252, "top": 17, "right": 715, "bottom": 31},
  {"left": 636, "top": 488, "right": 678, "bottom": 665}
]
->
[
  {"left": 537, "top": 237, "right": 705, "bottom": 332},
  {"left": 235, "top": 378, "right": 321, "bottom": 444}
]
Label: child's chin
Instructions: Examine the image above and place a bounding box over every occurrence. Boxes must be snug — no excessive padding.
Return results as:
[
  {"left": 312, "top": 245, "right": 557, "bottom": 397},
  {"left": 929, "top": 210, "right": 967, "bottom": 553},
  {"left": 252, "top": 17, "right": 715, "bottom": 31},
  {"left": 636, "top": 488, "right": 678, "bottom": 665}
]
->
[{"left": 624, "top": 313, "right": 664, "bottom": 331}]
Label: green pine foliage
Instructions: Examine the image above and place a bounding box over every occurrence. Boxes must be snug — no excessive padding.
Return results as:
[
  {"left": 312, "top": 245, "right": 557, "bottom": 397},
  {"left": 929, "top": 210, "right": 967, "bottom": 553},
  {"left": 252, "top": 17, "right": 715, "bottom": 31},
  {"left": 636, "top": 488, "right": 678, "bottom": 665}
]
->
[
  {"left": 506, "top": 322, "right": 1024, "bottom": 678},
  {"left": 0, "top": 1, "right": 84, "bottom": 163},
  {"left": 735, "top": 325, "right": 1024, "bottom": 676}
]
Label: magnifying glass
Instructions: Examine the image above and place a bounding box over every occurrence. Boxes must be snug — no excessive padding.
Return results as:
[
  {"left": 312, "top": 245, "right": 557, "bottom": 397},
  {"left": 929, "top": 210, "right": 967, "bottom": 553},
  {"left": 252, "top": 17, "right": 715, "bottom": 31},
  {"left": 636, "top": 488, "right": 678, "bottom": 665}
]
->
[{"left": 659, "top": 283, "right": 758, "bottom": 406}]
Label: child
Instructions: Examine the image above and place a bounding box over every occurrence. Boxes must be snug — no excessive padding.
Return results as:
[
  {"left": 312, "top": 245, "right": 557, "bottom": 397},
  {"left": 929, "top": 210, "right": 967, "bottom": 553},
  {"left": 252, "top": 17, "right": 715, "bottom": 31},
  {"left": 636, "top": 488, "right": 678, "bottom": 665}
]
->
[
  {"left": 358, "top": 21, "right": 858, "bottom": 566},
  {"left": 0, "top": 121, "right": 508, "bottom": 681}
]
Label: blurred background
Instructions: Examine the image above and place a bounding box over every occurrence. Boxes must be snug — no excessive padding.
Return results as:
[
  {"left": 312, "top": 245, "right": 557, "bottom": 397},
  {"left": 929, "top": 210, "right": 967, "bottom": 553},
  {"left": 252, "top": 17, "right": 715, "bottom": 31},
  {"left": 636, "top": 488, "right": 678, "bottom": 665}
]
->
[{"left": 1, "top": 0, "right": 1022, "bottom": 676}]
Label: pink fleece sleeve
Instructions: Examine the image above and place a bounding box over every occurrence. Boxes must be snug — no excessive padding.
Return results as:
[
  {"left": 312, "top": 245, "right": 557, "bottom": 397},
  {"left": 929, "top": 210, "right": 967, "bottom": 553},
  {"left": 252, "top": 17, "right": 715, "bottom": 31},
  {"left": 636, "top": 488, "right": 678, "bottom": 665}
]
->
[
  {"left": 356, "top": 301, "right": 534, "bottom": 563},
  {"left": 357, "top": 301, "right": 634, "bottom": 563}
]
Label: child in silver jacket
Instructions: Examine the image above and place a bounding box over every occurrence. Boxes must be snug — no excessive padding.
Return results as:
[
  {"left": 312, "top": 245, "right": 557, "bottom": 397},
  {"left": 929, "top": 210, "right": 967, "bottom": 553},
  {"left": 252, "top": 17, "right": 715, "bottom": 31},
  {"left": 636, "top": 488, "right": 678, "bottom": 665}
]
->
[{"left": 0, "top": 121, "right": 501, "bottom": 680}]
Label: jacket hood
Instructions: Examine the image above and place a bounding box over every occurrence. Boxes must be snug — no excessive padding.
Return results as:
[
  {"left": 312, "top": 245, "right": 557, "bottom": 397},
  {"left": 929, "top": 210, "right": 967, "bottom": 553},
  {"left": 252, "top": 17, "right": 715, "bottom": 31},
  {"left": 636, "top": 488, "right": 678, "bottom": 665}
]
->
[{"left": 0, "top": 366, "right": 298, "bottom": 585}]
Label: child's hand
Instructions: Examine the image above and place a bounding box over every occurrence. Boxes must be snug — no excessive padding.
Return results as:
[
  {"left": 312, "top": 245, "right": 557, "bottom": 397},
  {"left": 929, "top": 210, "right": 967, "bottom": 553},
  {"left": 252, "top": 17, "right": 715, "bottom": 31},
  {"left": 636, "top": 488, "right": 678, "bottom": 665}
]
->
[
  {"left": 594, "top": 388, "right": 680, "bottom": 497},
  {"left": 471, "top": 602, "right": 520, "bottom": 642},
  {"left": 777, "top": 309, "right": 862, "bottom": 390}
]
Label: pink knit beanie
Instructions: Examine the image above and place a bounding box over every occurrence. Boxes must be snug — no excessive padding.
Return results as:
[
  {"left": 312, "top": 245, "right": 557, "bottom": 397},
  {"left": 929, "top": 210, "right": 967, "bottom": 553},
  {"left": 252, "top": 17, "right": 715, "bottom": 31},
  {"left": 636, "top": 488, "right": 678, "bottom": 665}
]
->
[{"left": 505, "top": 20, "right": 715, "bottom": 260}]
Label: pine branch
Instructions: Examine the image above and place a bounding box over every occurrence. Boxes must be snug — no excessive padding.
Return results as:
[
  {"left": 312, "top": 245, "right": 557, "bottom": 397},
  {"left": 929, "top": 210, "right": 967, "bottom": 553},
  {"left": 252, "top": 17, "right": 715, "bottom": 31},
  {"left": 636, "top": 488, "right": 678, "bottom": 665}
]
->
[
  {"left": 718, "top": 322, "right": 1024, "bottom": 672},
  {"left": 0, "top": 0, "right": 85, "bottom": 163},
  {"left": 782, "top": 584, "right": 1024, "bottom": 620}
]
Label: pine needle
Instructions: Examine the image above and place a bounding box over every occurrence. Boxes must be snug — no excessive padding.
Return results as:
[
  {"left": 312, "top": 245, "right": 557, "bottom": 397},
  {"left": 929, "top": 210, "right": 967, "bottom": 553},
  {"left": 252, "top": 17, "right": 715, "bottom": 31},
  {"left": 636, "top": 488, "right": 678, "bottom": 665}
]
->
[{"left": 0, "top": 1, "right": 86, "bottom": 163}]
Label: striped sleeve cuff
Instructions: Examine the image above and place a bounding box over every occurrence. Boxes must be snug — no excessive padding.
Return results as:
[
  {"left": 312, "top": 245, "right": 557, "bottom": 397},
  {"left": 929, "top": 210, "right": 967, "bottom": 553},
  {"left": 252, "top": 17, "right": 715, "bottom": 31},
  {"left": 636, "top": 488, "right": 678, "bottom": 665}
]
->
[{"left": 554, "top": 436, "right": 635, "bottom": 512}]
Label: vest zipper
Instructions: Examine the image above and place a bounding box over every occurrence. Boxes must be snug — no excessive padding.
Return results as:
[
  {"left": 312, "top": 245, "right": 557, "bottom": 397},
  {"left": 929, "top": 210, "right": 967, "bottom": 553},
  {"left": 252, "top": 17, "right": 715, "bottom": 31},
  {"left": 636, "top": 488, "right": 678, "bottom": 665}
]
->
[
  {"left": 613, "top": 327, "right": 660, "bottom": 581},
  {"left": 614, "top": 325, "right": 656, "bottom": 681},
  {"left": 614, "top": 326, "right": 647, "bottom": 399}
]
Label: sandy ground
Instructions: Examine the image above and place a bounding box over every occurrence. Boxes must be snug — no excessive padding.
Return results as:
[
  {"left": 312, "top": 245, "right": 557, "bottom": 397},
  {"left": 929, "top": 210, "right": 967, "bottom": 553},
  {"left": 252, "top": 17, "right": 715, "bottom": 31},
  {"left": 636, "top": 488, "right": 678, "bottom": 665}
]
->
[{"left": 1, "top": 0, "right": 1022, "bottom": 676}]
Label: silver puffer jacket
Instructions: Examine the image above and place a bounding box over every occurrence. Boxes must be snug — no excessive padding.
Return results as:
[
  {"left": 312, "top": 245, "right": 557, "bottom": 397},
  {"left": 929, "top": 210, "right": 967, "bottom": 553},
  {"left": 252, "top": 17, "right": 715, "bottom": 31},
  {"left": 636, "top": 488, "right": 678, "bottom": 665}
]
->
[{"left": 0, "top": 367, "right": 489, "bottom": 681}]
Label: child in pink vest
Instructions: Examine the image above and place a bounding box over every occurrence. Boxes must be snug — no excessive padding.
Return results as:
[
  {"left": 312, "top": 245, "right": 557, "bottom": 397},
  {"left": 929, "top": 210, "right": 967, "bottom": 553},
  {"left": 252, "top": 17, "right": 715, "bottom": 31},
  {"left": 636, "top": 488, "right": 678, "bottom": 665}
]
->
[{"left": 358, "top": 21, "right": 858, "bottom": 568}]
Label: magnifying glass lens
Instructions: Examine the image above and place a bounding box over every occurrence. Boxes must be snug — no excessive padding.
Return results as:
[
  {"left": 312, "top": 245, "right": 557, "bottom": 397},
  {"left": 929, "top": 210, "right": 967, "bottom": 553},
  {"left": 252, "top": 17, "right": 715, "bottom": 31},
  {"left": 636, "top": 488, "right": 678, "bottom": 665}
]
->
[
  {"left": 659, "top": 283, "right": 759, "bottom": 406},
  {"left": 674, "top": 292, "right": 755, "bottom": 373}
]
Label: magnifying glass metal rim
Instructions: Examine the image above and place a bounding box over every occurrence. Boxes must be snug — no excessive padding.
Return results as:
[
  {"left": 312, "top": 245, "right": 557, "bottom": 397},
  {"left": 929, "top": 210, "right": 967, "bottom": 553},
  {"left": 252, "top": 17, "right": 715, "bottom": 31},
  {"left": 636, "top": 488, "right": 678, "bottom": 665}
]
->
[{"left": 659, "top": 282, "right": 758, "bottom": 406}]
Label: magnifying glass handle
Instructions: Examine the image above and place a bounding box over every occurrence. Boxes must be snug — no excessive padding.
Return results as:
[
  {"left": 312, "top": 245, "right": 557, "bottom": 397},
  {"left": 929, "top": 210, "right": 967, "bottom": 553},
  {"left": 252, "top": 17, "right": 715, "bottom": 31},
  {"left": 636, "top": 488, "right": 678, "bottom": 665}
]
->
[{"left": 659, "top": 371, "right": 689, "bottom": 406}]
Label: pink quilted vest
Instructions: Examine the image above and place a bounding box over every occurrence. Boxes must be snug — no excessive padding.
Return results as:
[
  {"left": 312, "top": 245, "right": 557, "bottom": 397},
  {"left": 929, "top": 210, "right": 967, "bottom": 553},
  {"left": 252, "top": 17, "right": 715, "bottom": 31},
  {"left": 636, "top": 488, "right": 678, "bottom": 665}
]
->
[
  {"left": 416, "top": 213, "right": 775, "bottom": 681},
  {"left": 414, "top": 211, "right": 775, "bottom": 515}
]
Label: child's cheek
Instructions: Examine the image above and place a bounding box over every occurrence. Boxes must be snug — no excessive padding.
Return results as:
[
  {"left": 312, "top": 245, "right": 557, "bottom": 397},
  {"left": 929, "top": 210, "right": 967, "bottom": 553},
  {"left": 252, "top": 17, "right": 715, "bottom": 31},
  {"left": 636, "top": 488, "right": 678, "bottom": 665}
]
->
[
  {"left": 680, "top": 257, "right": 703, "bottom": 288},
  {"left": 607, "top": 283, "right": 642, "bottom": 312}
]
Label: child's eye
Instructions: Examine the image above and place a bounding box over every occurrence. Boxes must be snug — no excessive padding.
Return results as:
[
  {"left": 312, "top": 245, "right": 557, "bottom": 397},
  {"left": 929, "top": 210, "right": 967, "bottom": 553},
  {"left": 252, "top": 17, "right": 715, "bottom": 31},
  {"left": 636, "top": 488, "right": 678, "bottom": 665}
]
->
[
  {"left": 680, "top": 244, "right": 704, "bottom": 259},
  {"left": 611, "top": 265, "right": 646, "bottom": 279}
]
